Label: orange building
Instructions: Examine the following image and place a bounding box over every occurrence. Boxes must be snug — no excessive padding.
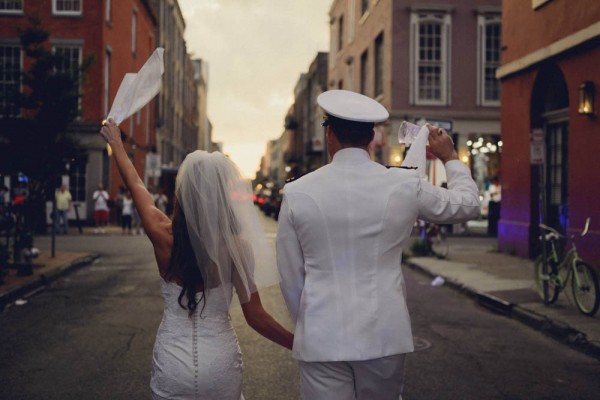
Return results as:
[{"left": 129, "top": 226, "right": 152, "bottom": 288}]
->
[
  {"left": 0, "top": 0, "right": 157, "bottom": 221},
  {"left": 497, "top": 0, "right": 600, "bottom": 265}
]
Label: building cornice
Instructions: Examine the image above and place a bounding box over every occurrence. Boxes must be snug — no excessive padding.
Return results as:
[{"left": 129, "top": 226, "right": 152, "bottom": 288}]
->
[{"left": 497, "top": 21, "right": 600, "bottom": 80}]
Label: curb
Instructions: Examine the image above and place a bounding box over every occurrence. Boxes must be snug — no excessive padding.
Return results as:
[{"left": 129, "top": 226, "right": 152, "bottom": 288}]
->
[
  {"left": 0, "top": 254, "right": 100, "bottom": 311},
  {"left": 404, "top": 259, "right": 600, "bottom": 361}
]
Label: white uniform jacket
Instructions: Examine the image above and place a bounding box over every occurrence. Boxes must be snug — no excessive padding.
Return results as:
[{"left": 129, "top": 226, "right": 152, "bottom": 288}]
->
[{"left": 276, "top": 148, "right": 480, "bottom": 362}]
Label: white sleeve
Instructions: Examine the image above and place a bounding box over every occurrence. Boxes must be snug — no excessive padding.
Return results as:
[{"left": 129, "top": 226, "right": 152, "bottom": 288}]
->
[
  {"left": 418, "top": 160, "right": 481, "bottom": 223},
  {"left": 276, "top": 193, "right": 305, "bottom": 323}
]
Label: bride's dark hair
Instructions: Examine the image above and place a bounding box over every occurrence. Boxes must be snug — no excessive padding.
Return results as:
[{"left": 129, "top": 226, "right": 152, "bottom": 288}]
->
[{"left": 166, "top": 198, "right": 206, "bottom": 316}]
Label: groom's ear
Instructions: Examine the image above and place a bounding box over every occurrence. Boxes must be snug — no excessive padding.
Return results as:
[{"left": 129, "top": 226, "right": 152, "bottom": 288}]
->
[{"left": 326, "top": 127, "right": 335, "bottom": 146}]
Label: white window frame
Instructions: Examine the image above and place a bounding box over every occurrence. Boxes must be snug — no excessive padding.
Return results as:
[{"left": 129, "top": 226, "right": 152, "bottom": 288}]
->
[
  {"left": 0, "top": 42, "right": 22, "bottom": 117},
  {"left": 104, "top": 48, "right": 111, "bottom": 117},
  {"left": 0, "top": 0, "right": 23, "bottom": 14},
  {"left": 347, "top": 0, "right": 355, "bottom": 44},
  {"left": 410, "top": 11, "right": 451, "bottom": 106},
  {"left": 132, "top": 6, "right": 138, "bottom": 54},
  {"left": 477, "top": 13, "right": 501, "bottom": 107},
  {"left": 52, "top": 0, "right": 82, "bottom": 16},
  {"left": 105, "top": 0, "right": 111, "bottom": 23}
]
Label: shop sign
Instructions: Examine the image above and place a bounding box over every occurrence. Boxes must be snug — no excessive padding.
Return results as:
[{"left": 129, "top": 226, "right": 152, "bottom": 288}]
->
[
  {"left": 146, "top": 152, "right": 162, "bottom": 178},
  {"left": 530, "top": 129, "right": 544, "bottom": 165}
]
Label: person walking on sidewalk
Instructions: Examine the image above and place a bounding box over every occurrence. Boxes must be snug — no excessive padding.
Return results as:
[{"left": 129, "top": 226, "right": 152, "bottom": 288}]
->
[
  {"left": 276, "top": 90, "right": 481, "bottom": 400},
  {"left": 121, "top": 189, "right": 133, "bottom": 235},
  {"left": 54, "top": 183, "right": 72, "bottom": 234},
  {"left": 92, "top": 183, "right": 109, "bottom": 234},
  {"left": 100, "top": 118, "right": 293, "bottom": 399}
]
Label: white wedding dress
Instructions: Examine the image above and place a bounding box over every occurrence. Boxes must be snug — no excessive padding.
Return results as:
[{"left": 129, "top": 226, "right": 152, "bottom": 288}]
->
[{"left": 150, "top": 279, "right": 245, "bottom": 400}]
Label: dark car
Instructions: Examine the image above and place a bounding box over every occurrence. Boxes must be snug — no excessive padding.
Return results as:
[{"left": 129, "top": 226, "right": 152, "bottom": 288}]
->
[{"left": 262, "top": 187, "right": 282, "bottom": 219}]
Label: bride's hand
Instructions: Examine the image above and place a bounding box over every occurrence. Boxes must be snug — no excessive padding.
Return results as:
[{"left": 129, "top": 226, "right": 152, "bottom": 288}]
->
[{"left": 99, "top": 118, "right": 122, "bottom": 147}]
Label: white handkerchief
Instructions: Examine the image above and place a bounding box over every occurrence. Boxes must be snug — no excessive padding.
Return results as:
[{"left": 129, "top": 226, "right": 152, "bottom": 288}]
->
[
  {"left": 107, "top": 47, "right": 165, "bottom": 124},
  {"left": 401, "top": 125, "right": 429, "bottom": 179}
]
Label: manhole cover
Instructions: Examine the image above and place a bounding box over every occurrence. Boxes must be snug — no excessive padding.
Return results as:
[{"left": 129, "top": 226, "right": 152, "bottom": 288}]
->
[{"left": 413, "top": 336, "right": 432, "bottom": 352}]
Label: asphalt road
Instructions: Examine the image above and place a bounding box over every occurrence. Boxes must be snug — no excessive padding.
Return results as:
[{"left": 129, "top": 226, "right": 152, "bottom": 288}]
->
[{"left": 0, "top": 213, "right": 599, "bottom": 399}]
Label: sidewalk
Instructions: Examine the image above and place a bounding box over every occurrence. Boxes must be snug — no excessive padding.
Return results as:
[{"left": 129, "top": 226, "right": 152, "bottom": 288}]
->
[
  {"left": 404, "top": 235, "right": 600, "bottom": 361},
  {"left": 0, "top": 225, "right": 115, "bottom": 310}
]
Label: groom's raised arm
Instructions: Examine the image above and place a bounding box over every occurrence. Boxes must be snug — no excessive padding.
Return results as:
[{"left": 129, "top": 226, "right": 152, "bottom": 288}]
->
[{"left": 276, "top": 194, "right": 305, "bottom": 322}]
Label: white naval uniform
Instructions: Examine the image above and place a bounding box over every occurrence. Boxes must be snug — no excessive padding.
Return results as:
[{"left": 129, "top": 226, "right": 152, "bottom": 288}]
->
[{"left": 276, "top": 148, "right": 480, "bottom": 398}]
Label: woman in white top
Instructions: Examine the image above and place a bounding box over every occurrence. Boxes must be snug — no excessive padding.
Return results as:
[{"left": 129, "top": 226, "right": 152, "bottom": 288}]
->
[
  {"left": 121, "top": 190, "right": 133, "bottom": 235},
  {"left": 100, "top": 119, "right": 293, "bottom": 400}
]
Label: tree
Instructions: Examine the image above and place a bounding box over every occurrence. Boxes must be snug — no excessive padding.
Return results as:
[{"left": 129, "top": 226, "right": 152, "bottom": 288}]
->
[{"left": 0, "top": 17, "right": 95, "bottom": 233}]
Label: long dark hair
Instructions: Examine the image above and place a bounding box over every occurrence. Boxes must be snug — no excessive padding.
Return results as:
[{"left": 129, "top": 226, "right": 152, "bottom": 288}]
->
[{"left": 165, "top": 198, "right": 206, "bottom": 316}]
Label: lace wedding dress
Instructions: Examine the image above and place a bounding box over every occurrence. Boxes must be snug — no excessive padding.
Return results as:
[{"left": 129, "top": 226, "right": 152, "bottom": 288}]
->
[{"left": 150, "top": 279, "right": 245, "bottom": 400}]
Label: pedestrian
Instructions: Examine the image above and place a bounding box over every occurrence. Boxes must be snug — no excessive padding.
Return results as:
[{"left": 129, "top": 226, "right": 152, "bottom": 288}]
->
[
  {"left": 487, "top": 176, "right": 501, "bottom": 236},
  {"left": 115, "top": 186, "right": 125, "bottom": 227},
  {"left": 121, "top": 189, "right": 133, "bottom": 235},
  {"left": 92, "top": 183, "right": 109, "bottom": 234},
  {"left": 153, "top": 187, "right": 168, "bottom": 215},
  {"left": 276, "top": 90, "right": 481, "bottom": 400},
  {"left": 54, "top": 183, "right": 72, "bottom": 234},
  {"left": 100, "top": 119, "right": 293, "bottom": 400}
]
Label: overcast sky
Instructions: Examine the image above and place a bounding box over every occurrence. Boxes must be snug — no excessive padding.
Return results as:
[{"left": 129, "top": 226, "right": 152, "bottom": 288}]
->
[{"left": 178, "top": 0, "right": 331, "bottom": 178}]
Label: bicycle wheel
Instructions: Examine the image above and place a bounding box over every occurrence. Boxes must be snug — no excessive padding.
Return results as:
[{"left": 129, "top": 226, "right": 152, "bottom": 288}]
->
[
  {"left": 430, "top": 233, "right": 449, "bottom": 259},
  {"left": 572, "top": 261, "right": 600, "bottom": 316},
  {"left": 533, "top": 255, "right": 560, "bottom": 304}
]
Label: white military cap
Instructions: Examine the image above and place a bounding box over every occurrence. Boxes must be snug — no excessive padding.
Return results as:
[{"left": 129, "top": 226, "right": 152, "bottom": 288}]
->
[{"left": 317, "top": 90, "right": 389, "bottom": 123}]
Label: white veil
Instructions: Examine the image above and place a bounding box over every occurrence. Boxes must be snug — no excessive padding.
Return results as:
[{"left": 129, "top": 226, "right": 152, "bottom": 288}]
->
[{"left": 176, "top": 150, "right": 278, "bottom": 307}]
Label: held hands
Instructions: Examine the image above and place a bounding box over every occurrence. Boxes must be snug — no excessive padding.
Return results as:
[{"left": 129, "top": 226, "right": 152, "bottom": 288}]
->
[
  {"left": 99, "top": 118, "right": 122, "bottom": 148},
  {"left": 426, "top": 123, "right": 458, "bottom": 164}
]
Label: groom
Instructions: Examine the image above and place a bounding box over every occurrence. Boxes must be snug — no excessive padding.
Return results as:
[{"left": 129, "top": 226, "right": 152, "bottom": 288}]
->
[{"left": 276, "top": 90, "right": 480, "bottom": 399}]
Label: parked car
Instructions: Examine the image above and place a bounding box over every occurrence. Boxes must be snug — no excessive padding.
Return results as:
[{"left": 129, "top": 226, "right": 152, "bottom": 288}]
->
[{"left": 262, "top": 187, "right": 283, "bottom": 219}]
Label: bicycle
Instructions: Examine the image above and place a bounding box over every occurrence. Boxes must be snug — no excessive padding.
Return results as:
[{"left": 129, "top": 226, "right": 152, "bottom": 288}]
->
[
  {"left": 421, "top": 221, "right": 449, "bottom": 259},
  {"left": 533, "top": 218, "right": 600, "bottom": 316}
]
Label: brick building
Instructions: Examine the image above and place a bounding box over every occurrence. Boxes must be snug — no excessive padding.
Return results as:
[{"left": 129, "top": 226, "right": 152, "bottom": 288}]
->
[
  {"left": 496, "top": 0, "right": 600, "bottom": 264},
  {"left": 327, "top": 0, "right": 501, "bottom": 193},
  {"left": 0, "top": 0, "right": 157, "bottom": 221}
]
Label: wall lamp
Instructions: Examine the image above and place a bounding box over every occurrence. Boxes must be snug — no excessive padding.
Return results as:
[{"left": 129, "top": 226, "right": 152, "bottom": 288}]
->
[{"left": 578, "top": 81, "right": 595, "bottom": 116}]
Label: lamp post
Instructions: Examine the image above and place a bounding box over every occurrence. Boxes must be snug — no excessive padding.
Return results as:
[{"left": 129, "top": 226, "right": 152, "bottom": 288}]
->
[{"left": 578, "top": 81, "right": 595, "bottom": 116}]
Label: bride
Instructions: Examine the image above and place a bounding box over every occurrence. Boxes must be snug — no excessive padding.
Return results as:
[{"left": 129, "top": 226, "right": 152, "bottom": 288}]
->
[{"left": 100, "top": 120, "right": 293, "bottom": 399}]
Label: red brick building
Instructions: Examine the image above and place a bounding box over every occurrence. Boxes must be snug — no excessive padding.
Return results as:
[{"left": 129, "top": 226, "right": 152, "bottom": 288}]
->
[
  {"left": 497, "top": 0, "right": 600, "bottom": 264},
  {"left": 0, "top": 0, "right": 157, "bottom": 221}
]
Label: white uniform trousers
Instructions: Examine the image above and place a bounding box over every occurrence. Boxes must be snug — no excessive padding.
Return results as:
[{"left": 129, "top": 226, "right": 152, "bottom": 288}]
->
[{"left": 298, "top": 354, "right": 406, "bottom": 400}]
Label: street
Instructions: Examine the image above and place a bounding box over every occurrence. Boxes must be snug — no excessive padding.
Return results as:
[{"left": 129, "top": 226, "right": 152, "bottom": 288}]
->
[{"left": 0, "top": 213, "right": 599, "bottom": 399}]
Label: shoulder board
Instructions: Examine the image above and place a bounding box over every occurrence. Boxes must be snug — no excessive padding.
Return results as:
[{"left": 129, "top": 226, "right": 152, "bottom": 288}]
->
[
  {"left": 285, "top": 174, "right": 305, "bottom": 184},
  {"left": 385, "top": 165, "right": 418, "bottom": 170}
]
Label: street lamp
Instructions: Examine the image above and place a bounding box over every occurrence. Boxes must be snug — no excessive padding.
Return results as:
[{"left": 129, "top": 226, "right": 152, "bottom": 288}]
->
[{"left": 578, "top": 81, "right": 595, "bottom": 116}]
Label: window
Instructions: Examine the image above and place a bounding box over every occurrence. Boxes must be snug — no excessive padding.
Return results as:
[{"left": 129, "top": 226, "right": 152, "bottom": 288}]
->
[
  {"left": 361, "top": 0, "right": 369, "bottom": 16},
  {"left": 374, "top": 33, "right": 384, "bottom": 98},
  {"left": 68, "top": 158, "right": 87, "bottom": 202},
  {"left": 411, "top": 12, "right": 450, "bottom": 105},
  {"left": 132, "top": 8, "right": 137, "bottom": 54},
  {"left": 0, "top": 0, "right": 23, "bottom": 14},
  {"left": 478, "top": 14, "right": 501, "bottom": 106},
  {"left": 338, "top": 79, "right": 343, "bottom": 89},
  {"left": 0, "top": 44, "right": 21, "bottom": 117},
  {"left": 54, "top": 45, "right": 82, "bottom": 114},
  {"left": 53, "top": 0, "right": 82, "bottom": 16},
  {"left": 360, "top": 50, "right": 368, "bottom": 95},
  {"left": 337, "top": 15, "right": 344, "bottom": 53}
]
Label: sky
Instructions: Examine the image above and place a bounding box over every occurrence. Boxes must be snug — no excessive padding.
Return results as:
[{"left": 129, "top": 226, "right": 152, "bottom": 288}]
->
[{"left": 178, "top": 0, "right": 331, "bottom": 179}]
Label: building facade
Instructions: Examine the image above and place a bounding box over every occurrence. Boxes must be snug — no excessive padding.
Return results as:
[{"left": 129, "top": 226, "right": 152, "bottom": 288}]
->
[
  {"left": 328, "top": 0, "right": 501, "bottom": 192},
  {"left": 496, "top": 0, "right": 600, "bottom": 264},
  {"left": 0, "top": 0, "right": 158, "bottom": 220}
]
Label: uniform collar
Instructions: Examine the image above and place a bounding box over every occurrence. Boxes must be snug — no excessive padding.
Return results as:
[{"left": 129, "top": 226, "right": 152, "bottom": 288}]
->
[{"left": 331, "top": 148, "right": 371, "bottom": 165}]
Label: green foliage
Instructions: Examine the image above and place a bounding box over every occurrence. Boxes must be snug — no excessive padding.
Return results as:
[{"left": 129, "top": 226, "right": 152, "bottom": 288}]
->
[{"left": 0, "top": 16, "right": 95, "bottom": 232}]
